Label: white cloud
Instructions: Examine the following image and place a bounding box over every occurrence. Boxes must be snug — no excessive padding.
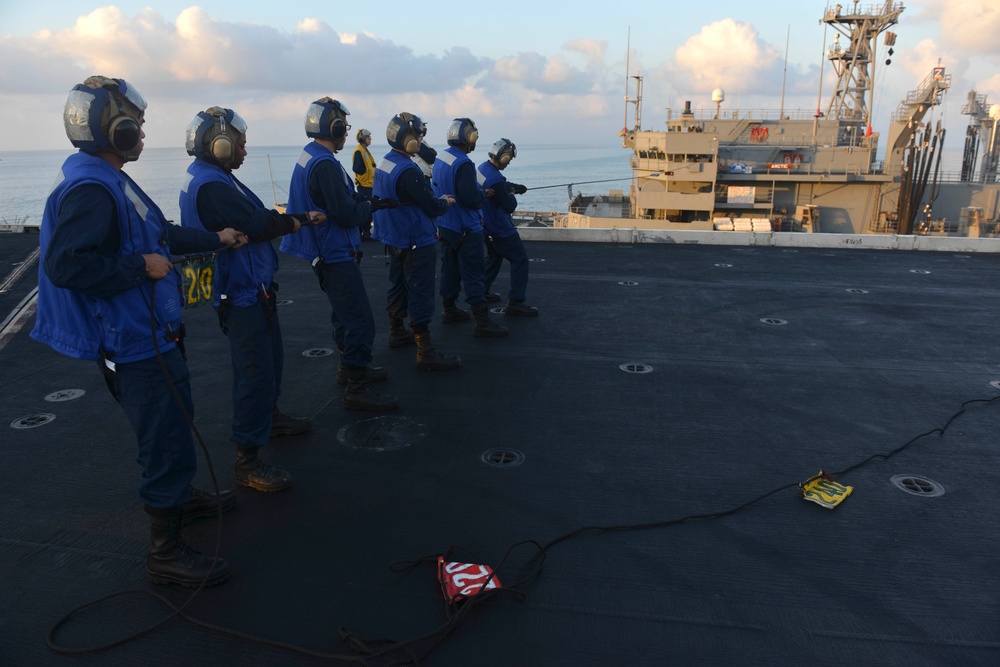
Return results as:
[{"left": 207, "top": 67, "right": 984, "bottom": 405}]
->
[
  {"left": 671, "top": 19, "right": 782, "bottom": 93},
  {"left": 931, "top": 0, "right": 1000, "bottom": 55}
]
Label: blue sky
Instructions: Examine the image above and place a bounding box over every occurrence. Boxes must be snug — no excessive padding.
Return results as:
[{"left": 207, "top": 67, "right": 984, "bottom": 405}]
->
[{"left": 1, "top": 1, "right": 997, "bottom": 151}]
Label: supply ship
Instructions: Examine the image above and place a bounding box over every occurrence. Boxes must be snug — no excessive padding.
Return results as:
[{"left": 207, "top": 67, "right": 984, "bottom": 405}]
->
[{"left": 557, "top": 1, "right": 1000, "bottom": 240}]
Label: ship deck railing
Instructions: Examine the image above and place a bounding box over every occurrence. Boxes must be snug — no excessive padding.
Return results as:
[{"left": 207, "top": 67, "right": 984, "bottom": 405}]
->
[{"left": 665, "top": 108, "right": 826, "bottom": 123}]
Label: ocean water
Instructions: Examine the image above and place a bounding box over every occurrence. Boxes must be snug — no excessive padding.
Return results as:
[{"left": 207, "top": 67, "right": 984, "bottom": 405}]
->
[{"left": 0, "top": 144, "right": 633, "bottom": 227}]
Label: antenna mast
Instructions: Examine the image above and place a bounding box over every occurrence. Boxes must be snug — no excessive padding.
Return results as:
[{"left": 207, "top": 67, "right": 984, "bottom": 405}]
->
[
  {"left": 623, "top": 28, "right": 630, "bottom": 133},
  {"left": 622, "top": 30, "right": 643, "bottom": 132}
]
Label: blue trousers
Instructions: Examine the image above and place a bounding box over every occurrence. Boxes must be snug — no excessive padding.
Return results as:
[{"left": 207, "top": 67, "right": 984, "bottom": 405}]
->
[
  {"left": 221, "top": 302, "right": 283, "bottom": 449},
  {"left": 484, "top": 232, "right": 530, "bottom": 302},
  {"left": 438, "top": 227, "right": 486, "bottom": 305},
  {"left": 114, "top": 348, "right": 197, "bottom": 508},
  {"left": 386, "top": 243, "right": 437, "bottom": 327},
  {"left": 318, "top": 260, "right": 375, "bottom": 368}
]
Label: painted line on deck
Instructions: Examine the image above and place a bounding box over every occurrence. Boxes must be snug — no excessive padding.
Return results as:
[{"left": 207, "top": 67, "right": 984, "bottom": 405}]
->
[
  {"left": 0, "top": 245, "right": 40, "bottom": 293},
  {"left": 0, "top": 287, "right": 38, "bottom": 352}
]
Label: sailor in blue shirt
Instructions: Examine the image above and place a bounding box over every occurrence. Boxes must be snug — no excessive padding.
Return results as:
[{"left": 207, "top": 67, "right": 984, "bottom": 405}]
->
[
  {"left": 180, "top": 106, "right": 324, "bottom": 493},
  {"left": 32, "top": 76, "right": 245, "bottom": 588},
  {"left": 279, "top": 98, "right": 399, "bottom": 411},
  {"left": 477, "top": 138, "right": 539, "bottom": 317},
  {"left": 372, "top": 113, "right": 461, "bottom": 371},
  {"left": 431, "top": 118, "right": 508, "bottom": 337}
]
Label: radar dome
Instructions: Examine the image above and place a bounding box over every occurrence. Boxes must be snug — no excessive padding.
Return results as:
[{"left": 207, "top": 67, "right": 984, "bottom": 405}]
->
[{"left": 711, "top": 88, "right": 726, "bottom": 103}]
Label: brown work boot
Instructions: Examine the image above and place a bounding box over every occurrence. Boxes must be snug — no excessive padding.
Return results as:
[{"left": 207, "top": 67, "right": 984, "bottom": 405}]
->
[
  {"left": 388, "top": 316, "right": 415, "bottom": 347},
  {"left": 472, "top": 302, "right": 508, "bottom": 337},
  {"left": 270, "top": 404, "right": 312, "bottom": 437},
  {"left": 344, "top": 367, "right": 400, "bottom": 411},
  {"left": 504, "top": 300, "right": 539, "bottom": 317},
  {"left": 146, "top": 506, "right": 232, "bottom": 587},
  {"left": 441, "top": 298, "right": 470, "bottom": 323},
  {"left": 235, "top": 445, "right": 291, "bottom": 492},
  {"left": 414, "top": 330, "right": 462, "bottom": 371}
]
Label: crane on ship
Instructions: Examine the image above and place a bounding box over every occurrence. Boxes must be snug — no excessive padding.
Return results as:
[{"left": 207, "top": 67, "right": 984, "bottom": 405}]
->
[
  {"left": 822, "top": 0, "right": 904, "bottom": 128},
  {"left": 961, "top": 91, "right": 1000, "bottom": 184}
]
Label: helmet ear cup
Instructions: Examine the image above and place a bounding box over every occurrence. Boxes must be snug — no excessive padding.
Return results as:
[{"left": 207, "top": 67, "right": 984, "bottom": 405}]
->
[
  {"left": 331, "top": 118, "right": 347, "bottom": 139},
  {"left": 210, "top": 133, "right": 235, "bottom": 166},
  {"left": 498, "top": 151, "right": 512, "bottom": 168},
  {"left": 107, "top": 114, "right": 140, "bottom": 152},
  {"left": 403, "top": 134, "right": 420, "bottom": 154},
  {"left": 466, "top": 126, "right": 479, "bottom": 150}
]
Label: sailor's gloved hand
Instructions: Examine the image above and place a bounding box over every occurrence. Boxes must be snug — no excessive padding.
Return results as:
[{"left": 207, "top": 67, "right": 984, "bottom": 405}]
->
[
  {"left": 510, "top": 184, "right": 528, "bottom": 195},
  {"left": 303, "top": 211, "right": 326, "bottom": 225},
  {"left": 370, "top": 197, "right": 400, "bottom": 211}
]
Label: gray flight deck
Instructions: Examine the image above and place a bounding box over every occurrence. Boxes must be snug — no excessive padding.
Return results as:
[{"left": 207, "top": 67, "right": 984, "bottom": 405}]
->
[{"left": 1, "top": 231, "right": 998, "bottom": 665}]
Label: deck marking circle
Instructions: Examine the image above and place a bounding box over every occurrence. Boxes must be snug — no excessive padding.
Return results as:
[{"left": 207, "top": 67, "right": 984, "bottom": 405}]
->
[
  {"left": 11, "top": 413, "right": 56, "bottom": 429},
  {"left": 45, "top": 389, "right": 86, "bottom": 402},
  {"left": 490, "top": 307, "right": 506, "bottom": 315},
  {"left": 338, "top": 416, "right": 426, "bottom": 451},
  {"left": 760, "top": 318, "right": 788, "bottom": 325},
  {"left": 302, "top": 347, "right": 335, "bottom": 358},
  {"left": 846, "top": 288, "right": 869, "bottom": 294},
  {"left": 909, "top": 269, "right": 931, "bottom": 275},
  {"left": 482, "top": 448, "right": 525, "bottom": 467},
  {"left": 620, "top": 363, "right": 653, "bottom": 374},
  {"left": 990, "top": 380, "right": 1000, "bottom": 390},
  {"left": 890, "top": 474, "right": 944, "bottom": 497}
]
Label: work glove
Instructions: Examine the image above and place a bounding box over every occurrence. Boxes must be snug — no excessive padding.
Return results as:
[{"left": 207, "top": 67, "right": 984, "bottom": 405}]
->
[{"left": 370, "top": 197, "right": 400, "bottom": 211}]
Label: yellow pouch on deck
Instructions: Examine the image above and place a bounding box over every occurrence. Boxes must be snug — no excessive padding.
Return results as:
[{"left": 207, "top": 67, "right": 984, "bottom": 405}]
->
[{"left": 800, "top": 470, "right": 853, "bottom": 509}]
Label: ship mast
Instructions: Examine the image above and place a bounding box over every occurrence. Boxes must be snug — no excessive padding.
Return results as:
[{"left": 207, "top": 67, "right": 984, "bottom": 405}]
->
[
  {"left": 622, "top": 30, "right": 642, "bottom": 135},
  {"left": 822, "top": 1, "right": 903, "bottom": 125}
]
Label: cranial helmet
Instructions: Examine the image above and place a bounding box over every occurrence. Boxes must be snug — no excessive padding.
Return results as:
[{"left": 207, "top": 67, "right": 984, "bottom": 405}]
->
[
  {"left": 488, "top": 138, "right": 517, "bottom": 168},
  {"left": 386, "top": 112, "right": 425, "bottom": 155},
  {"left": 185, "top": 106, "right": 248, "bottom": 168},
  {"left": 63, "top": 75, "right": 147, "bottom": 162},
  {"left": 446, "top": 118, "right": 478, "bottom": 150},
  {"left": 305, "top": 97, "right": 351, "bottom": 141},
  {"left": 356, "top": 128, "right": 371, "bottom": 143}
]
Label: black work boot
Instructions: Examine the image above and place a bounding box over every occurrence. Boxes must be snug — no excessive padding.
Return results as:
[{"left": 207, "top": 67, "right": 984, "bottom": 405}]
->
[
  {"left": 146, "top": 506, "right": 232, "bottom": 587},
  {"left": 504, "top": 299, "right": 539, "bottom": 317},
  {"left": 472, "top": 302, "right": 508, "bottom": 337},
  {"left": 388, "top": 317, "right": 415, "bottom": 348},
  {"left": 485, "top": 291, "right": 502, "bottom": 303},
  {"left": 344, "top": 367, "right": 400, "bottom": 411},
  {"left": 441, "top": 299, "right": 470, "bottom": 323},
  {"left": 179, "top": 485, "right": 237, "bottom": 526},
  {"left": 337, "top": 362, "right": 388, "bottom": 385},
  {"left": 414, "top": 330, "right": 462, "bottom": 371},
  {"left": 235, "top": 445, "right": 291, "bottom": 492},
  {"left": 270, "top": 404, "right": 312, "bottom": 438}
]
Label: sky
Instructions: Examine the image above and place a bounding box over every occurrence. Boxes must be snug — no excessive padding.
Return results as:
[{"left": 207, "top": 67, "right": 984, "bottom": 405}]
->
[{"left": 0, "top": 1, "right": 998, "bottom": 153}]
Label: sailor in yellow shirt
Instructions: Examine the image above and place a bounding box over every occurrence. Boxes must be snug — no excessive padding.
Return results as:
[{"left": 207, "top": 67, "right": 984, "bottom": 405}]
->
[
  {"left": 353, "top": 128, "right": 377, "bottom": 200},
  {"left": 353, "top": 128, "right": 377, "bottom": 240}
]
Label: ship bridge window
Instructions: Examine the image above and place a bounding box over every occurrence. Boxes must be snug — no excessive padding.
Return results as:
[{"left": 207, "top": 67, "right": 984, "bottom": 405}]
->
[
  {"left": 668, "top": 181, "right": 713, "bottom": 194},
  {"left": 669, "top": 154, "right": 715, "bottom": 163}
]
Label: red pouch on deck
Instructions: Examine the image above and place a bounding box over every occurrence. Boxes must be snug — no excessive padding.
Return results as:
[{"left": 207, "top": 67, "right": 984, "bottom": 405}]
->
[{"left": 437, "top": 556, "right": 501, "bottom": 604}]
